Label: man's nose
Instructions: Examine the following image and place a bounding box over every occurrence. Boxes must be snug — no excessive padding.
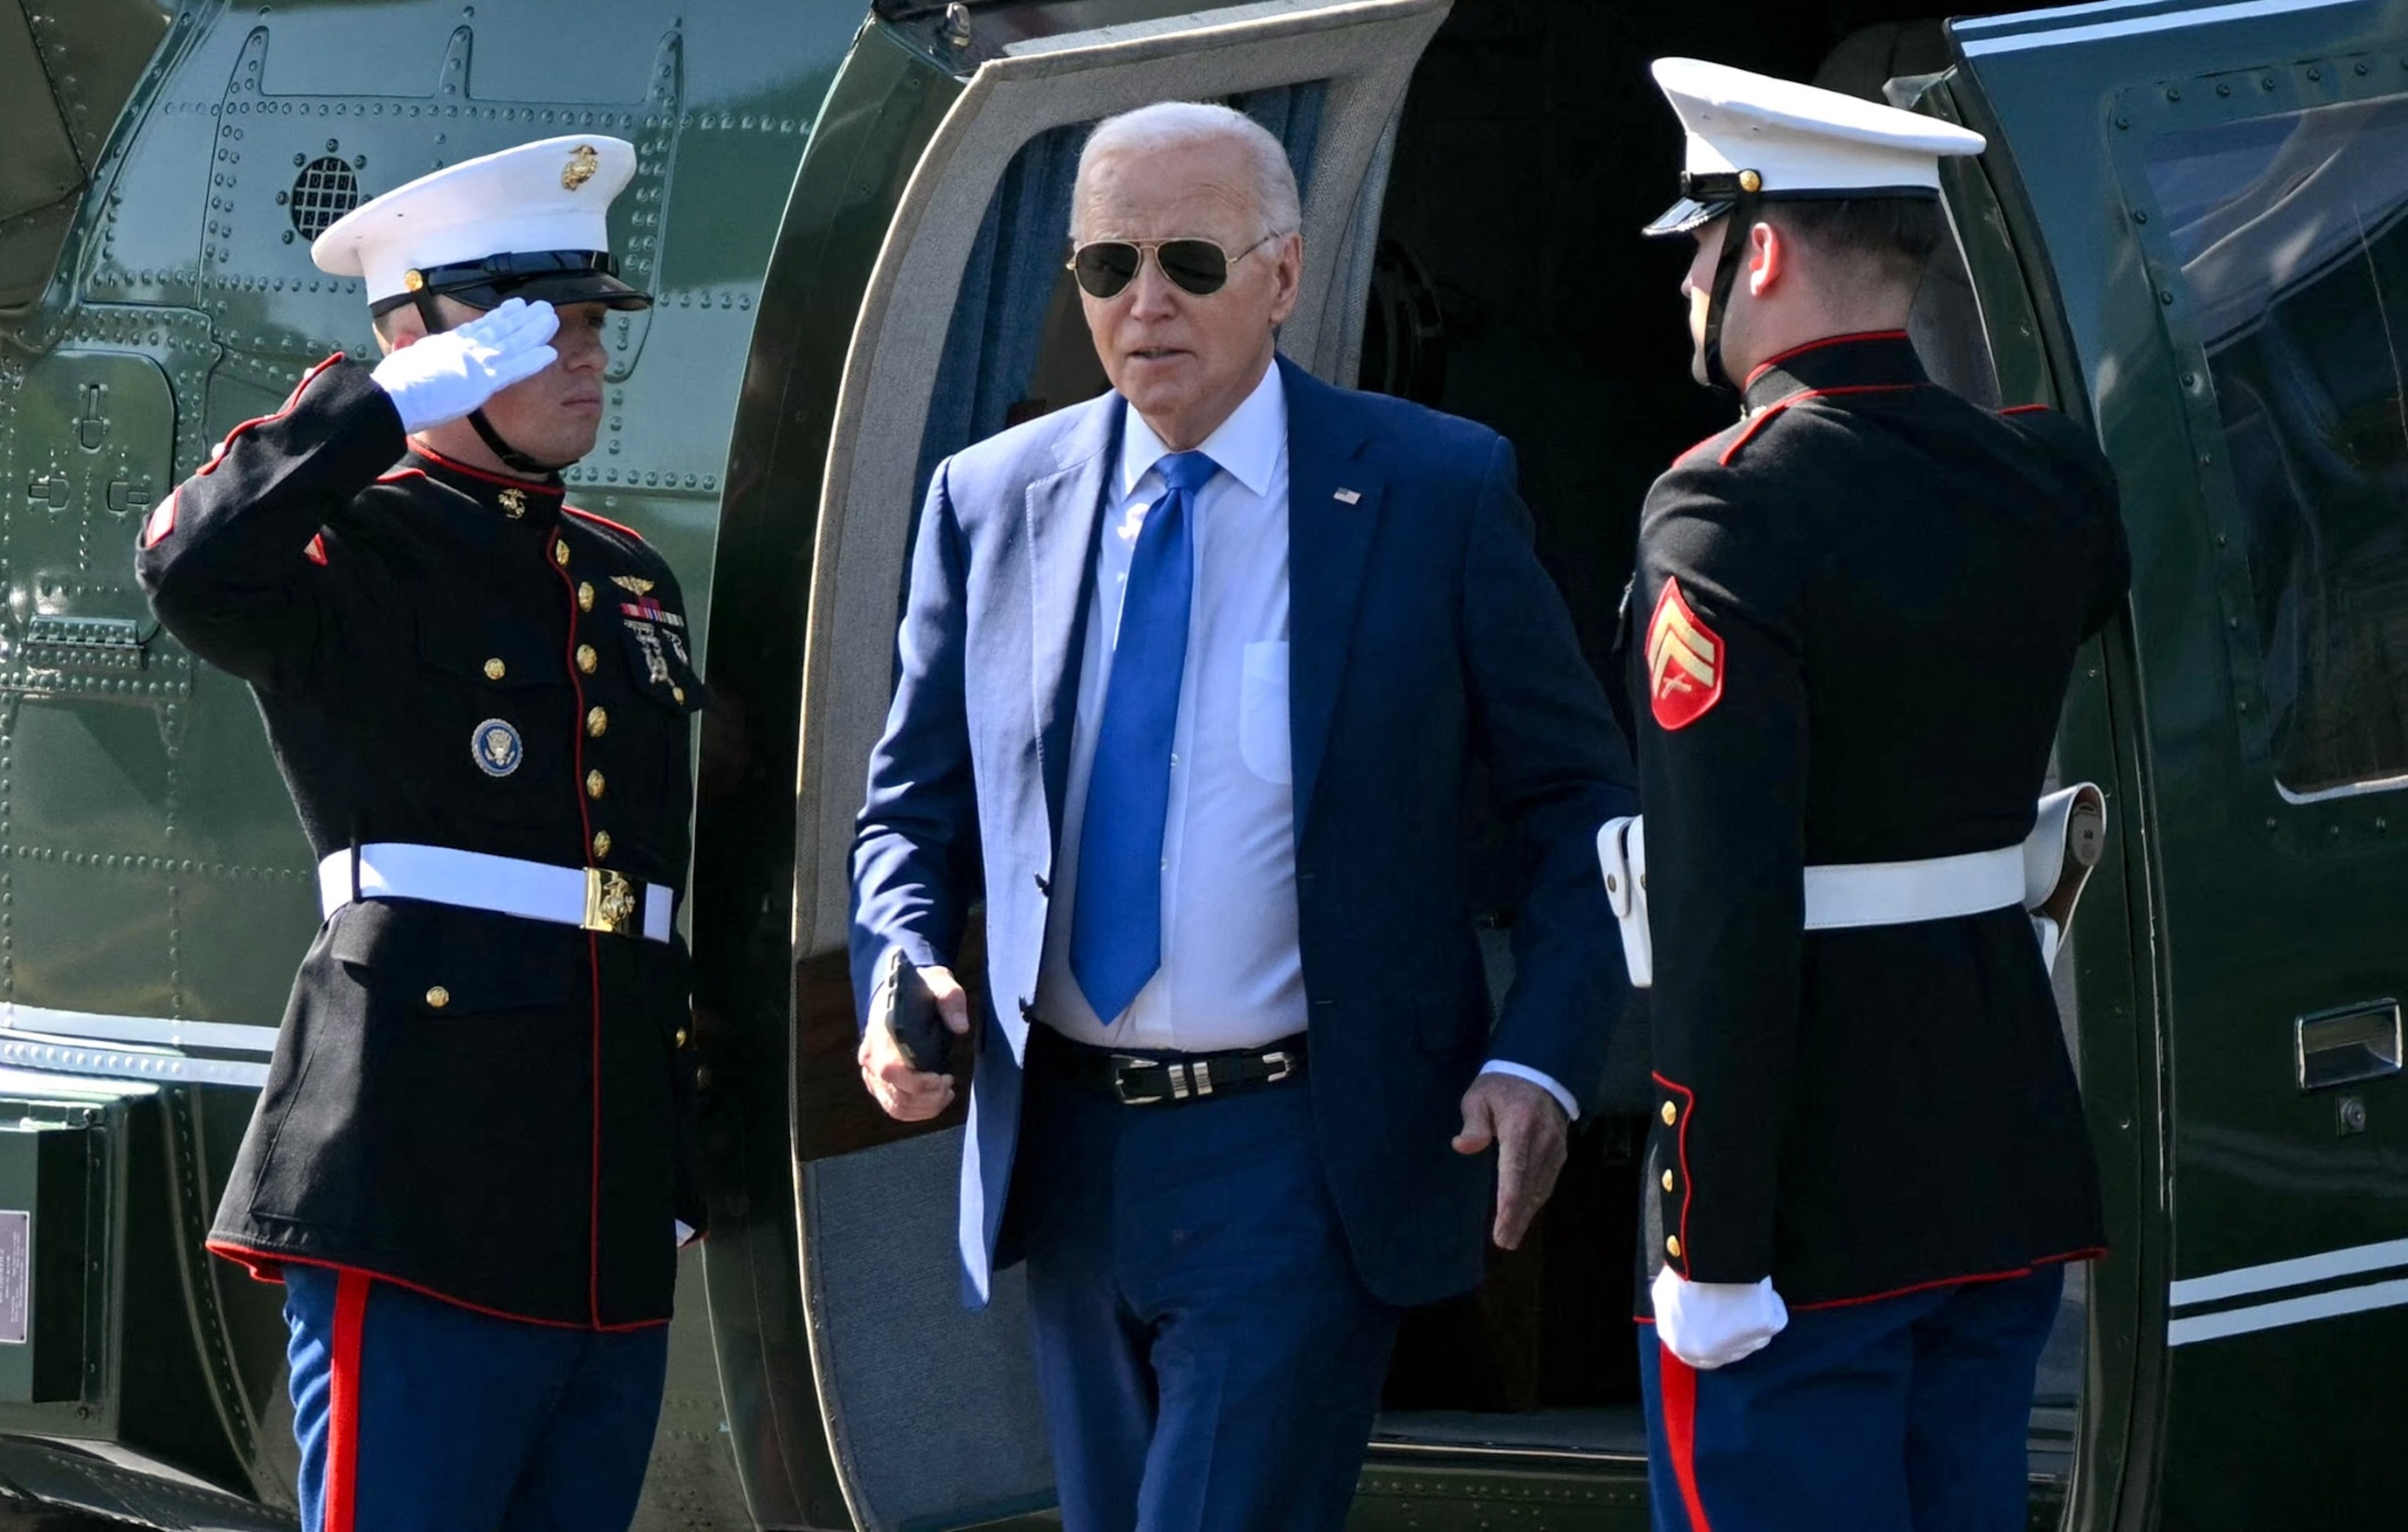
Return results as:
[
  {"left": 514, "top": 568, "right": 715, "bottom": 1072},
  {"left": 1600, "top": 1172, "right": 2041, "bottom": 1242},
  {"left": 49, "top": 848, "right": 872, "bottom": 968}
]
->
[
  {"left": 1126, "top": 256, "right": 1181, "bottom": 319},
  {"left": 559, "top": 325, "right": 608, "bottom": 372}
]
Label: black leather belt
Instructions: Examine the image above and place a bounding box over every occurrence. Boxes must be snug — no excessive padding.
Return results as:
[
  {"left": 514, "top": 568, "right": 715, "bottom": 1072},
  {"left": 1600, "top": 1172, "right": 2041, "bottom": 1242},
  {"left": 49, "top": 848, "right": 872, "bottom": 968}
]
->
[{"left": 1036, "top": 1029, "right": 1307, "bottom": 1107}]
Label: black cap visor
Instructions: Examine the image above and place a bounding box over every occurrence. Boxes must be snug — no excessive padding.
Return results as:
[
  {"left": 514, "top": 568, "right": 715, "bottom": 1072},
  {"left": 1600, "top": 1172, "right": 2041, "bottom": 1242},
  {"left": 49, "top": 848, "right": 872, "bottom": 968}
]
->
[
  {"left": 1644, "top": 195, "right": 1730, "bottom": 238},
  {"left": 372, "top": 250, "right": 652, "bottom": 318}
]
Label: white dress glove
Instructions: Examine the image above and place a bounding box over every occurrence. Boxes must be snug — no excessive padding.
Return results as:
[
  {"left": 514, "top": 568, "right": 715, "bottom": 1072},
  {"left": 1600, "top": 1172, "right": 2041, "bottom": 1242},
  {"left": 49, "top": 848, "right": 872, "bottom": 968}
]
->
[
  {"left": 1652, "top": 1268, "right": 1789, "bottom": 1370},
  {"left": 370, "top": 296, "right": 560, "bottom": 434}
]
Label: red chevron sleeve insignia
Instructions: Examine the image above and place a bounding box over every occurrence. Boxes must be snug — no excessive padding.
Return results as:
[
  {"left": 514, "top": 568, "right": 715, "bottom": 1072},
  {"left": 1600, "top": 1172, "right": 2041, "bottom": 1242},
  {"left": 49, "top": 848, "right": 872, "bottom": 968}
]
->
[{"left": 1647, "top": 577, "right": 1724, "bottom": 732}]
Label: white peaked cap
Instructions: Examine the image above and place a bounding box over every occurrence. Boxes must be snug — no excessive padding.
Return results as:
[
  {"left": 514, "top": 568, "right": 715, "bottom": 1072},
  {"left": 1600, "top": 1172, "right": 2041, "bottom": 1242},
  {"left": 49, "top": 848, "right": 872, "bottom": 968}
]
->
[
  {"left": 1644, "top": 58, "right": 1986, "bottom": 236},
  {"left": 311, "top": 135, "right": 640, "bottom": 307}
]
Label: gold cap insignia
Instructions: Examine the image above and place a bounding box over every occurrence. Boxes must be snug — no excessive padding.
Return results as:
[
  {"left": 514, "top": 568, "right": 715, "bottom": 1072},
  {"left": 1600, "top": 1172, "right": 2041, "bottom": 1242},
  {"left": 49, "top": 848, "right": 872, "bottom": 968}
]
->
[
  {"left": 497, "top": 487, "right": 528, "bottom": 518},
  {"left": 403, "top": 269, "right": 427, "bottom": 292},
  {"left": 1738, "top": 169, "right": 1764, "bottom": 194},
  {"left": 563, "top": 144, "right": 601, "bottom": 192},
  {"left": 611, "top": 575, "right": 655, "bottom": 597}
]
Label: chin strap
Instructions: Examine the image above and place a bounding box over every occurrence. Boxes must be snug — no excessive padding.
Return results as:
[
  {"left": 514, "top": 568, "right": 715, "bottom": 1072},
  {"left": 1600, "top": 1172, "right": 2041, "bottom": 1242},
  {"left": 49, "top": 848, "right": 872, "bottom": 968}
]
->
[
  {"left": 411, "top": 291, "right": 577, "bottom": 477},
  {"left": 1700, "top": 181, "right": 1764, "bottom": 397}
]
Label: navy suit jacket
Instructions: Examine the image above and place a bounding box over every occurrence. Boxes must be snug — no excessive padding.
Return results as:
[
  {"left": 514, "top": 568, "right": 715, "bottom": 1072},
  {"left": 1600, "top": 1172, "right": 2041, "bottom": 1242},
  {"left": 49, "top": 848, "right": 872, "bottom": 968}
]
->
[{"left": 851, "top": 357, "right": 1634, "bottom": 1309}]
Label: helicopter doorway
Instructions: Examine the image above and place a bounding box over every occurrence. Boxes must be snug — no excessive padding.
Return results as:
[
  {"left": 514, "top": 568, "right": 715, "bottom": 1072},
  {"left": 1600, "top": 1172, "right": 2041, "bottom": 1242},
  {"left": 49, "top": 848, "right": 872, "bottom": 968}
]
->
[{"left": 1354, "top": 0, "right": 2092, "bottom": 1503}]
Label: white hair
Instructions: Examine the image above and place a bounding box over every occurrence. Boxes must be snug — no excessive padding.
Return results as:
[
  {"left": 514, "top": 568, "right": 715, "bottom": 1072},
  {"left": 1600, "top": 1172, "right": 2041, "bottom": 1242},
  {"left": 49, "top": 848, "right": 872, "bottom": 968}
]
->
[{"left": 1070, "top": 101, "right": 1303, "bottom": 242}]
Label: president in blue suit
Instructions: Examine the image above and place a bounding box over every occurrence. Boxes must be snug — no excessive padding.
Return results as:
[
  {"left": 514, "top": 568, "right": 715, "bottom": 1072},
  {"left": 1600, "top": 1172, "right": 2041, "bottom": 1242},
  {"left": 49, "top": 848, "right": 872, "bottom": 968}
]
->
[{"left": 851, "top": 101, "right": 1634, "bottom": 1531}]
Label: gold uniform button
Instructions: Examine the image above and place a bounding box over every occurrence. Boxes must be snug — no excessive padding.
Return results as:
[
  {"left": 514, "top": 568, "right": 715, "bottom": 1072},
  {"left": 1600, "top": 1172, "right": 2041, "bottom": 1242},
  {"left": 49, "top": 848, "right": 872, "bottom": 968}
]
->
[
  {"left": 1661, "top": 1102, "right": 1678, "bottom": 1127},
  {"left": 694, "top": 1066, "right": 713, "bottom": 1091},
  {"left": 578, "top": 582, "right": 596, "bottom": 612},
  {"left": 586, "top": 706, "right": 608, "bottom": 738},
  {"left": 586, "top": 769, "right": 606, "bottom": 800},
  {"left": 1662, "top": 1169, "right": 1675, "bottom": 1193},
  {"left": 553, "top": 540, "right": 571, "bottom": 567},
  {"left": 425, "top": 986, "right": 451, "bottom": 1009},
  {"left": 575, "top": 644, "right": 598, "bottom": 674},
  {"left": 483, "top": 657, "right": 506, "bottom": 681},
  {"left": 592, "top": 830, "right": 611, "bottom": 859},
  {"left": 674, "top": 1026, "right": 690, "bottom": 1049},
  {"left": 1666, "top": 1236, "right": 1682, "bottom": 1259},
  {"left": 671, "top": 684, "right": 686, "bottom": 705}
]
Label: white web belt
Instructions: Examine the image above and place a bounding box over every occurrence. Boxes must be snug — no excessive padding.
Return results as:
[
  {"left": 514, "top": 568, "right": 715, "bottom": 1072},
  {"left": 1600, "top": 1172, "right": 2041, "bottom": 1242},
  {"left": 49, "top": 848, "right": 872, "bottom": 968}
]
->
[
  {"left": 1599, "top": 784, "right": 2107, "bottom": 987},
  {"left": 317, "top": 843, "right": 674, "bottom": 944}
]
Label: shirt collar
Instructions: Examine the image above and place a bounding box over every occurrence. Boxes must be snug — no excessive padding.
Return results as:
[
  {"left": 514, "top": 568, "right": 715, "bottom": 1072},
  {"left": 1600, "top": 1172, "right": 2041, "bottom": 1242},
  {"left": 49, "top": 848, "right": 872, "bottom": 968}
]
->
[
  {"left": 405, "top": 446, "right": 566, "bottom": 527},
  {"left": 1119, "top": 359, "right": 1286, "bottom": 500},
  {"left": 1740, "top": 331, "right": 1927, "bottom": 415}
]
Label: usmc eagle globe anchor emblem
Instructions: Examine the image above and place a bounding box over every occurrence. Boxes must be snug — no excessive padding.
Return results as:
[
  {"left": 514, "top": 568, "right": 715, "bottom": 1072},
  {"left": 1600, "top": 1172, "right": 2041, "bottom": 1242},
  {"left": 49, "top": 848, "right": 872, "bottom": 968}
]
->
[{"left": 472, "top": 718, "right": 524, "bottom": 777}]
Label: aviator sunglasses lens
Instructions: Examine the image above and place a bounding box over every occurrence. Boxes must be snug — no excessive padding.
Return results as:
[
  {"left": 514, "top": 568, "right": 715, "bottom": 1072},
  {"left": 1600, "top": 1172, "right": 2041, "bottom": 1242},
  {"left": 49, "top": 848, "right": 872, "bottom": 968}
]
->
[
  {"left": 1155, "top": 240, "right": 1231, "bottom": 295},
  {"left": 1072, "top": 242, "right": 1142, "bottom": 298},
  {"left": 1070, "top": 240, "right": 1234, "bottom": 298}
]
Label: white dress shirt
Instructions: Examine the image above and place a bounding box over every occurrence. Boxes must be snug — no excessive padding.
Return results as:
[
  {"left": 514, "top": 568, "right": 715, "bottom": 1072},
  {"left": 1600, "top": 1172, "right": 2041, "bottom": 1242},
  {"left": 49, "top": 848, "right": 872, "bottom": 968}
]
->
[{"left": 1033, "top": 361, "right": 1576, "bottom": 1119}]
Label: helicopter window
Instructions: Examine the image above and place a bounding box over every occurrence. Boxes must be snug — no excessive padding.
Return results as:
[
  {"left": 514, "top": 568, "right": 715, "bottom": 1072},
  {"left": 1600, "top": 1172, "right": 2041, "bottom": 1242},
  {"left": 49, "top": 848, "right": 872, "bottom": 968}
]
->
[{"left": 2143, "top": 95, "right": 2408, "bottom": 800}]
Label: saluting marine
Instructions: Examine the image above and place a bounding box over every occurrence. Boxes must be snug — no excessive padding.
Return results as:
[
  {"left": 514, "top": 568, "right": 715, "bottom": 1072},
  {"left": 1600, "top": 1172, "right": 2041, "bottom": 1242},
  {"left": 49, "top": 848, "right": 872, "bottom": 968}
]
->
[
  {"left": 1605, "top": 62, "right": 2132, "bottom": 1532},
  {"left": 135, "top": 136, "right": 705, "bottom": 1532}
]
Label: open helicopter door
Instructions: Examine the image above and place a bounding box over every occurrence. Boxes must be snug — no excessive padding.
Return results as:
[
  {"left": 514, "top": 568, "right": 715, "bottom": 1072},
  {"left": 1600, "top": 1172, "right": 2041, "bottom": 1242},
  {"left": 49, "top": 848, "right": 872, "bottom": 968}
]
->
[
  {"left": 785, "top": 2, "right": 1447, "bottom": 1527},
  {"left": 1951, "top": 1, "right": 2408, "bottom": 1525}
]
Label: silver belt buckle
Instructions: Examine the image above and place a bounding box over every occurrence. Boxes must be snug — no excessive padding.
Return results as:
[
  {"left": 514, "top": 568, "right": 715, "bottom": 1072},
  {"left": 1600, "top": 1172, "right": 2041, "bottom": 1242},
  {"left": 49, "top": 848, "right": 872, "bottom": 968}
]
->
[
  {"left": 1260, "top": 1048, "right": 1296, "bottom": 1084},
  {"left": 583, "top": 868, "right": 640, "bottom": 938},
  {"left": 1109, "top": 1055, "right": 1169, "bottom": 1105}
]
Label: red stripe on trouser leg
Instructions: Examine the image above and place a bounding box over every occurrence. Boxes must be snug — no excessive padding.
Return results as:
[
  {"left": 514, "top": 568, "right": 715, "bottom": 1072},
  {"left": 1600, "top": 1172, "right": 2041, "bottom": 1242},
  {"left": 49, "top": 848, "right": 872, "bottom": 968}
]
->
[
  {"left": 1659, "top": 1341, "right": 1714, "bottom": 1532},
  {"left": 325, "top": 1270, "right": 371, "bottom": 1532}
]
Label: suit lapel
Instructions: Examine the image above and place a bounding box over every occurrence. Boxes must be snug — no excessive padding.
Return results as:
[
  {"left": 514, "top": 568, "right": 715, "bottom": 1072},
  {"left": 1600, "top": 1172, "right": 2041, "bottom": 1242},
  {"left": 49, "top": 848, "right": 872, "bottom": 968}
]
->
[
  {"left": 1281, "top": 358, "right": 1380, "bottom": 843},
  {"left": 1027, "top": 394, "right": 1125, "bottom": 846}
]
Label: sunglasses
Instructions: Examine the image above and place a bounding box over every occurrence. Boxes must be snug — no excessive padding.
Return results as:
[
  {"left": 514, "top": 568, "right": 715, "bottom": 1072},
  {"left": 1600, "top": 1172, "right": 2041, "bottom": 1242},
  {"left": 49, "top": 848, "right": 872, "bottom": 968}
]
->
[{"left": 1066, "top": 233, "right": 1281, "bottom": 299}]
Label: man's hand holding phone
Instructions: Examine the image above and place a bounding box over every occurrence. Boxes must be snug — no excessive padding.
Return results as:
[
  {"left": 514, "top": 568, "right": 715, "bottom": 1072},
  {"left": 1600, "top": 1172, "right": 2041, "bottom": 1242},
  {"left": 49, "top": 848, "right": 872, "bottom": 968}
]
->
[{"left": 858, "top": 950, "right": 971, "bottom": 1122}]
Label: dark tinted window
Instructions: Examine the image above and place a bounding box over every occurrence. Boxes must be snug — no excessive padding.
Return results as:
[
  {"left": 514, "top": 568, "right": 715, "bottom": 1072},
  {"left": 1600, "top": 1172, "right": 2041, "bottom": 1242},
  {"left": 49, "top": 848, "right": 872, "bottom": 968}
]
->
[{"left": 2145, "top": 96, "right": 2408, "bottom": 798}]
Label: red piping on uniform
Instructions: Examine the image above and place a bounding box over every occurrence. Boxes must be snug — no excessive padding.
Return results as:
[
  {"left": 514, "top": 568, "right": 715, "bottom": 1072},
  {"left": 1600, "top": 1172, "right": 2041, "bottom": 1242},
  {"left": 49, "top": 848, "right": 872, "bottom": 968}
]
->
[
  {"left": 1658, "top": 1346, "right": 1715, "bottom": 1531},
  {"left": 142, "top": 354, "right": 347, "bottom": 548},
  {"left": 564, "top": 504, "right": 644, "bottom": 540},
  {"left": 1633, "top": 1247, "right": 2108, "bottom": 1325},
  {"left": 324, "top": 1269, "right": 368, "bottom": 1532},
  {"left": 545, "top": 526, "right": 607, "bottom": 1330},
  {"left": 1998, "top": 403, "right": 2052, "bottom": 416},
  {"left": 1787, "top": 1246, "right": 2108, "bottom": 1312},
  {"left": 412, "top": 444, "right": 565, "bottom": 497},
  {"left": 1720, "top": 383, "right": 1922, "bottom": 466},
  {"left": 375, "top": 468, "right": 432, "bottom": 486},
  {"left": 1742, "top": 330, "right": 1911, "bottom": 390},
  {"left": 1652, "top": 1072, "right": 1698, "bottom": 1272},
  {"left": 202, "top": 1241, "right": 669, "bottom": 1333}
]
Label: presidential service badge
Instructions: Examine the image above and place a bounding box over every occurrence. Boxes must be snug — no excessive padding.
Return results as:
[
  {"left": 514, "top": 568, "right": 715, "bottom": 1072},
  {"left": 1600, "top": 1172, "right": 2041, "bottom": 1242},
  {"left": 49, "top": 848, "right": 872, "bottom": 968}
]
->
[
  {"left": 1647, "top": 577, "right": 1724, "bottom": 731},
  {"left": 472, "top": 718, "right": 525, "bottom": 777}
]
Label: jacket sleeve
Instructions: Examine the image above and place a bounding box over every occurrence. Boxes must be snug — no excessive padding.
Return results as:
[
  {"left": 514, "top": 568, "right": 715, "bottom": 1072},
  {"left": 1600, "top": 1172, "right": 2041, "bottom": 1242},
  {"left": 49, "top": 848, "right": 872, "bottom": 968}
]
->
[
  {"left": 848, "top": 456, "right": 981, "bottom": 1029},
  {"left": 1635, "top": 459, "right": 1810, "bottom": 1286},
  {"left": 1461, "top": 434, "right": 1640, "bottom": 1113},
  {"left": 135, "top": 355, "right": 407, "bottom": 692}
]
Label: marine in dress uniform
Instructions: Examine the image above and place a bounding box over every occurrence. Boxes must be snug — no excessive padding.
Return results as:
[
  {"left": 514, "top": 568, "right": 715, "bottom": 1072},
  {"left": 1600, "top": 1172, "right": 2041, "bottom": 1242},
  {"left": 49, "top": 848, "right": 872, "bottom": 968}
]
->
[
  {"left": 1609, "top": 61, "right": 2133, "bottom": 1531},
  {"left": 134, "top": 136, "right": 705, "bottom": 1532}
]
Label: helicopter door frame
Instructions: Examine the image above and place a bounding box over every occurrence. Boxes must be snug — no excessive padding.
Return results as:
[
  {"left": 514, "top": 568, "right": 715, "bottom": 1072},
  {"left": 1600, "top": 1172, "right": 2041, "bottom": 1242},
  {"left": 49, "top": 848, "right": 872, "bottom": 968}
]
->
[
  {"left": 789, "top": 5, "right": 1449, "bottom": 1528},
  {"left": 1953, "top": 2, "right": 2408, "bottom": 1526}
]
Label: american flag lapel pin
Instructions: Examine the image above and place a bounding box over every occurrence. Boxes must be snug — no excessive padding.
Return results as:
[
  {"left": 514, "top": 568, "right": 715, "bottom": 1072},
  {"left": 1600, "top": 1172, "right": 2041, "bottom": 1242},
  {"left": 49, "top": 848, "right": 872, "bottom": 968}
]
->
[{"left": 1333, "top": 488, "right": 1362, "bottom": 505}]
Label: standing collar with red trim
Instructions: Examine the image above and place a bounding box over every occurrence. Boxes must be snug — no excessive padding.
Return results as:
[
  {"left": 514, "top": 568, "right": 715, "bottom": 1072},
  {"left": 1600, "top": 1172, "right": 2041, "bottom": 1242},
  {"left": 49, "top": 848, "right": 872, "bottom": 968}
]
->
[
  {"left": 1739, "top": 331, "right": 1927, "bottom": 416},
  {"left": 401, "top": 447, "right": 568, "bottom": 528}
]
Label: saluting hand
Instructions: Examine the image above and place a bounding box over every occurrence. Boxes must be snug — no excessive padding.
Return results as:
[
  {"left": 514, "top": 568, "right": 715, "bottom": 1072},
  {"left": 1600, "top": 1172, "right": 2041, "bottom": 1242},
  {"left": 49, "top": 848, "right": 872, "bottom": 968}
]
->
[
  {"left": 858, "top": 964, "right": 972, "bottom": 1122},
  {"left": 1452, "top": 1073, "right": 1569, "bottom": 1251},
  {"left": 370, "top": 296, "right": 561, "bottom": 434}
]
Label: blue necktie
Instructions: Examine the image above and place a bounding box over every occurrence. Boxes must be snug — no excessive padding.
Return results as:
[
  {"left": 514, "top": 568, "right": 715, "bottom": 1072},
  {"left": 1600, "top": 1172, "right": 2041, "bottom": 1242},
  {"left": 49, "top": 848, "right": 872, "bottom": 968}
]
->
[{"left": 1069, "top": 449, "right": 1221, "bottom": 1024}]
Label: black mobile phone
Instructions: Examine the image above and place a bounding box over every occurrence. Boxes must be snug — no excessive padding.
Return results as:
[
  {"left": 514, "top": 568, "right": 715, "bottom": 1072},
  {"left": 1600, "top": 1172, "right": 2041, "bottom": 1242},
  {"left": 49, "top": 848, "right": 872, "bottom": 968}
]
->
[{"left": 875, "top": 947, "right": 950, "bottom": 1074}]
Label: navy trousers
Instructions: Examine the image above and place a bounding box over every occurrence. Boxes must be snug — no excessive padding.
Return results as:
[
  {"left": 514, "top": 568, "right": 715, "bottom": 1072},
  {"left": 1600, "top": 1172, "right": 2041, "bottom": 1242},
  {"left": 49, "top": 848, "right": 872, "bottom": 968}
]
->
[
  {"left": 1637, "top": 1265, "right": 2065, "bottom": 1532},
  {"left": 283, "top": 1265, "right": 670, "bottom": 1532},
  {"left": 1014, "top": 1046, "right": 1402, "bottom": 1532}
]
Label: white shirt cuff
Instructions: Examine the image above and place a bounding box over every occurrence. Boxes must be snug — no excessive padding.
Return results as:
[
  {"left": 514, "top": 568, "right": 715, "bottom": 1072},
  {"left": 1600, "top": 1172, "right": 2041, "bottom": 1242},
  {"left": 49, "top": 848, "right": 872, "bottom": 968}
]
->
[{"left": 1478, "top": 1059, "right": 1579, "bottom": 1122}]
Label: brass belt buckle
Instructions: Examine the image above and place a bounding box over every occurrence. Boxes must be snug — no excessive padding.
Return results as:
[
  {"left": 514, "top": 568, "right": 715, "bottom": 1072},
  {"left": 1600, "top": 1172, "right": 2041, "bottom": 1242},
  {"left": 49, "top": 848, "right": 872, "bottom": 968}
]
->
[{"left": 584, "top": 867, "right": 640, "bottom": 937}]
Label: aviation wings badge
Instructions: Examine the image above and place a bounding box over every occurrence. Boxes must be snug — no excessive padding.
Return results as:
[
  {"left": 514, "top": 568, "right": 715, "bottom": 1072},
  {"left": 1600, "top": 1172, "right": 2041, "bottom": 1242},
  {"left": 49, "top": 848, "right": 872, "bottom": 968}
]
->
[{"left": 1646, "top": 576, "right": 1724, "bottom": 731}]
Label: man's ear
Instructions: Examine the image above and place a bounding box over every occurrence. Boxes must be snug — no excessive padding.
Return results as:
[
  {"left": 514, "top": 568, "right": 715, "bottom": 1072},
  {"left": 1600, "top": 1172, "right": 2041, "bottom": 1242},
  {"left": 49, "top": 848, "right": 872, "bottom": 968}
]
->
[{"left": 1746, "top": 221, "right": 1785, "bottom": 299}]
